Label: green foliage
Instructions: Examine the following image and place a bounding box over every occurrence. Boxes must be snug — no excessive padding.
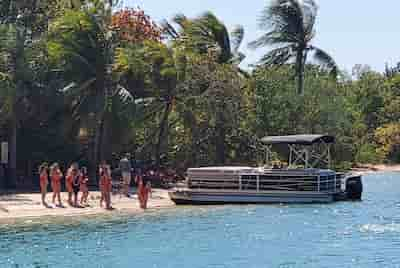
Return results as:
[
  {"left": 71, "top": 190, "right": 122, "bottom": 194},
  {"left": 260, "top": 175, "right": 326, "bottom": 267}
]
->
[
  {"left": 375, "top": 123, "right": 400, "bottom": 163},
  {"left": 355, "top": 143, "right": 383, "bottom": 164},
  {"left": 2, "top": 0, "right": 400, "bottom": 189},
  {"left": 250, "top": 0, "right": 337, "bottom": 94}
]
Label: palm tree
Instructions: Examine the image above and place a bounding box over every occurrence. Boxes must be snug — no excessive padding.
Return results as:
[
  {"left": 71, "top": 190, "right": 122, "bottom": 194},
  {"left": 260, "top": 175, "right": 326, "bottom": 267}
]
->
[
  {"left": 249, "top": 0, "right": 337, "bottom": 95},
  {"left": 162, "top": 11, "right": 247, "bottom": 165},
  {"left": 163, "top": 11, "right": 246, "bottom": 67},
  {"left": 47, "top": 0, "right": 117, "bottom": 178}
]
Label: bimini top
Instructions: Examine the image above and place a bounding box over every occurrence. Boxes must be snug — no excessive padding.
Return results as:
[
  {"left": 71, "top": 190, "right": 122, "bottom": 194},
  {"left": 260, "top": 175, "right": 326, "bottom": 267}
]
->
[{"left": 261, "top": 134, "right": 335, "bottom": 145}]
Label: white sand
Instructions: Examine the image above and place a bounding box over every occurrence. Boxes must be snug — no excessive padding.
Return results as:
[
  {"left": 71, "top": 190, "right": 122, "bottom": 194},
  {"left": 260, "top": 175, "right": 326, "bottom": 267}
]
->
[{"left": 0, "top": 189, "right": 175, "bottom": 222}]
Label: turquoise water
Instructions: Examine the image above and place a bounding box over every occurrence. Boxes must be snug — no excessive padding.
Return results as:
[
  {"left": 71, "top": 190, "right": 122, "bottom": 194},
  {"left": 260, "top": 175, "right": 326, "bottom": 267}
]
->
[{"left": 1, "top": 172, "right": 400, "bottom": 268}]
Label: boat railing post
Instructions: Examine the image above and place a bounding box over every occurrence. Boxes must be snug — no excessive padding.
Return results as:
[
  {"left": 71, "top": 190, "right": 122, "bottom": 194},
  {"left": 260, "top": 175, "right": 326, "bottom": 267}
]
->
[
  {"left": 334, "top": 174, "right": 337, "bottom": 192},
  {"left": 239, "top": 175, "right": 242, "bottom": 190},
  {"left": 256, "top": 175, "right": 259, "bottom": 192},
  {"left": 317, "top": 175, "right": 320, "bottom": 192}
]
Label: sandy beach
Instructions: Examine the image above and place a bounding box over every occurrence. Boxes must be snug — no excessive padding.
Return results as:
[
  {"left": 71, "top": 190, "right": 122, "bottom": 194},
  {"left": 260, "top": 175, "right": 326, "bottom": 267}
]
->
[
  {"left": 351, "top": 164, "right": 400, "bottom": 173},
  {"left": 1, "top": 164, "right": 399, "bottom": 222},
  {"left": 0, "top": 189, "right": 175, "bottom": 222}
]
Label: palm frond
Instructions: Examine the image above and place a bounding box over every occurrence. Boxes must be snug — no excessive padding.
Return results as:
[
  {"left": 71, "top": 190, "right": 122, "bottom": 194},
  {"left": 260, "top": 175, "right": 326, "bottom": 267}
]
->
[
  {"left": 229, "top": 52, "right": 245, "bottom": 66},
  {"left": 160, "top": 19, "right": 180, "bottom": 40},
  {"left": 311, "top": 46, "right": 338, "bottom": 77},
  {"left": 302, "top": 0, "right": 318, "bottom": 41},
  {"left": 251, "top": 0, "right": 319, "bottom": 50},
  {"left": 249, "top": 31, "right": 294, "bottom": 49},
  {"left": 258, "top": 45, "right": 295, "bottom": 67},
  {"left": 187, "top": 11, "right": 231, "bottom": 63},
  {"left": 172, "top": 13, "right": 189, "bottom": 29},
  {"left": 230, "top": 25, "right": 244, "bottom": 53}
]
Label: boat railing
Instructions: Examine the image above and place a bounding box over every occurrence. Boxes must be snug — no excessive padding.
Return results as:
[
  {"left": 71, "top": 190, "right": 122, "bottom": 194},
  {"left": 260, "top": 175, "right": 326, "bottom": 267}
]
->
[{"left": 187, "top": 173, "right": 343, "bottom": 193}]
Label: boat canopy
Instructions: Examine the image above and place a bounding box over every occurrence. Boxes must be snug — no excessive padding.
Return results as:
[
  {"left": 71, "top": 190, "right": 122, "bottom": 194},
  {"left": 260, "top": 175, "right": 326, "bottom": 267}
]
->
[{"left": 261, "top": 135, "right": 335, "bottom": 146}]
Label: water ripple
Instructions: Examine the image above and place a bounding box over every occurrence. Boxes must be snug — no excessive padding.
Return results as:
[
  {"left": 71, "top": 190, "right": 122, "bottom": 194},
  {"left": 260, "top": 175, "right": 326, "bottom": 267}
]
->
[{"left": 1, "top": 172, "right": 400, "bottom": 267}]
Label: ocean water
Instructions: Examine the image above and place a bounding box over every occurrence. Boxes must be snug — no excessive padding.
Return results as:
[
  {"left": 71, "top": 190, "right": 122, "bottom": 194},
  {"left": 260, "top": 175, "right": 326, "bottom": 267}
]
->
[{"left": 1, "top": 172, "right": 400, "bottom": 268}]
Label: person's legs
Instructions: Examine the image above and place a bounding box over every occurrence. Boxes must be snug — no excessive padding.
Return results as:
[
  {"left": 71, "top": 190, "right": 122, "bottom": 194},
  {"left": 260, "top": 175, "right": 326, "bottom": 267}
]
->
[
  {"left": 81, "top": 191, "right": 87, "bottom": 205},
  {"left": 142, "top": 192, "right": 148, "bottom": 209},
  {"left": 122, "top": 172, "right": 131, "bottom": 196},
  {"left": 52, "top": 183, "right": 56, "bottom": 204},
  {"left": 74, "top": 192, "right": 78, "bottom": 207},
  {"left": 57, "top": 191, "right": 62, "bottom": 206},
  {"left": 40, "top": 183, "right": 47, "bottom": 206},
  {"left": 41, "top": 191, "right": 47, "bottom": 206},
  {"left": 100, "top": 191, "right": 104, "bottom": 207},
  {"left": 137, "top": 189, "right": 143, "bottom": 208},
  {"left": 67, "top": 191, "right": 72, "bottom": 206},
  {"left": 105, "top": 192, "right": 111, "bottom": 209}
]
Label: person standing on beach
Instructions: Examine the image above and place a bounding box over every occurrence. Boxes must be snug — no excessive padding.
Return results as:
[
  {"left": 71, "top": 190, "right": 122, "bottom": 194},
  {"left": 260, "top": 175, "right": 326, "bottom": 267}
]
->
[
  {"left": 66, "top": 163, "right": 78, "bottom": 206},
  {"left": 72, "top": 167, "right": 80, "bottom": 207},
  {"left": 79, "top": 167, "right": 89, "bottom": 206},
  {"left": 99, "top": 162, "right": 112, "bottom": 209},
  {"left": 50, "top": 163, "right": 63, "bottom": 207},
  {"left": 119, "top": 154, "right": 132, "bottom": 197},
  {"left": 142, "top": 180, "right": 152, "bottom": 209},
  {"left": 99, "top": 161, "right": 106, "bottom": 207},
  {"left": 39, "top": 163, "right": 49, "bottom": 207},
  {"left": 136, "top": 174, "right": 151, "bottom": 209}
]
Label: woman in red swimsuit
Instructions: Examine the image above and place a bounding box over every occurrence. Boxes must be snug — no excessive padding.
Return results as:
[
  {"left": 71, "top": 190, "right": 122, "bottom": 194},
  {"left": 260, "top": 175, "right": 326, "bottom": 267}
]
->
[
  {"left": 99, "top": 162, "right": 112, "bottom": 209},
  {"left": 66, "top": 163, "right": 79, "bottom": 206},
  {"left": 80, "top": 167, "right": 89, "bottom": 206},
  {"left": 99, "top": 162, "right": 106, "bottom": 207},
  {"left": 50, "top": 163, "right": 63, "bottom": 207},
  {"left": 39, "top": 163, "right": 49, "bottom": 207},
  {"left": 103, "top": 165, "right": 112, "bottom": 209},
  {"left": 66, "top": 165, "right": 74, "bottom": 206},
  {"left": 137, "top": 175, "right": 151, "bottom": 209}
]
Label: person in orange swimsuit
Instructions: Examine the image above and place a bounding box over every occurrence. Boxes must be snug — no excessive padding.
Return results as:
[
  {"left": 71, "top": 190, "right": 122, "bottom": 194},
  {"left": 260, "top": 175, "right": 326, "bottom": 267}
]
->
[
  {"left": 79, "top": 167, "right": 89, "bottom": 206},
  {"left": 137, "top": 175, "right": 151, "bottom": 209},
  {"left": 99, "top": 162, "right": 112, "bottom": 209},
  {"left": 142, "top": 180, "right": 152, "bottom": 209},
  {"left": 103, "top": 164, "right": 113, "bottom": 210},
  {"left": 50, "top": 163, "right": 63, "bottom": 207},
  {"left": 99, "top": 162, "right": 106, "bottom": 208},
  {"left": 65, "top": 165, "right": 74, "bottom": 206},
  {"left": 39, "top": 163, "right": 49, "bottom": 207}
]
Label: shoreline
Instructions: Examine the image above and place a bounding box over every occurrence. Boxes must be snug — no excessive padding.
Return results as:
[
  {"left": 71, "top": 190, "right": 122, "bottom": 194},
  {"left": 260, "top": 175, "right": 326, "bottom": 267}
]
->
[
  {"left": 351, "top": 164, "right": 400, "bottom": 174},
  {"left": 1, "top": 164, "right": 399, "bottom": 222},
  {"left": 0, "top": 189, "right": 175, "bottom": 223}
]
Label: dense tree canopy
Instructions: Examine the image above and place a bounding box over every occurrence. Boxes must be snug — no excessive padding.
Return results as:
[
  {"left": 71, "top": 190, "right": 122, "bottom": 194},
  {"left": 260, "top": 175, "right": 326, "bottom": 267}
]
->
[{"left": 0, "top": 0, "right": 399, "bottom": 189}]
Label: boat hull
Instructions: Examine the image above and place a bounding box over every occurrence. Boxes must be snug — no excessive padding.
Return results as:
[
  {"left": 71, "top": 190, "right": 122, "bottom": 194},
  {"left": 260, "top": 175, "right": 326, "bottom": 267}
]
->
[{"left": 169, "top": 189, "right": 335, "bottom": 205}]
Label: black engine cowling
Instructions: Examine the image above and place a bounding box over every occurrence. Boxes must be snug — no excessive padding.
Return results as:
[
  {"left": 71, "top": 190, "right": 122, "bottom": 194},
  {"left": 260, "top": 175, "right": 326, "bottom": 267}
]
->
[{"left": 345, "top": 175, "right": 363, "bottom": 200}]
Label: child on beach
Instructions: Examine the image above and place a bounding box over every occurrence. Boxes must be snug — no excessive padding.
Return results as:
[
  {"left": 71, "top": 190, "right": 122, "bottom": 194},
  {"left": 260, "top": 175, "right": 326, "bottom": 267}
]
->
[
  {"left": 39, "top": 163, "right": 49, "bottom": 207},
  {"left": 79, "top": 167, "right": 89, "bottom": 206},
  {"left": 50, "top": 163, "right": 63, "bottom": 207}
]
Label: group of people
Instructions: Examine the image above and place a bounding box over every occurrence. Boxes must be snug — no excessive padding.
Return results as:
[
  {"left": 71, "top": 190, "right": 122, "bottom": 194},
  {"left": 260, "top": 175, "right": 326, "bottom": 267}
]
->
[
  {"left": 38, "top": 156, "right": 152, "bottom": 210},
  {"left": 39, "top": 162, "right": 91, "bottom": 209}
]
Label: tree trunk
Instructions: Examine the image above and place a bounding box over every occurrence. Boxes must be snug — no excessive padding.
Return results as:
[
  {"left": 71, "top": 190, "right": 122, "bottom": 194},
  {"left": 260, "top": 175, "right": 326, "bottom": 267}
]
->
[
  {"left": 155, "top": 100, "right": 172, "bottom": 168},
  {"left": 8, "top": 116, "right": 17, "bottom": 188},
  {"left": 8, "top": 21, "right": 27, "bottom": 188},
  {"left": 296, "top": 48, "right": 305, "bottom": 95},
  {"left": 215, "top": 102, "right": 226, "bottom": 165}
]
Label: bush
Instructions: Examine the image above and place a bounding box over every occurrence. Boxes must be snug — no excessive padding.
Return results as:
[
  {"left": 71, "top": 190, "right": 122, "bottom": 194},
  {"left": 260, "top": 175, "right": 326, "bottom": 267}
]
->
[{"left": 355, "top": 143, "right": 383, "bottom": 164}]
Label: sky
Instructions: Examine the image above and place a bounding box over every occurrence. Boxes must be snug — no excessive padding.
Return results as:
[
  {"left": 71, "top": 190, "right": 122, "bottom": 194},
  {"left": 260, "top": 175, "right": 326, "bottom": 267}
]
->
[{"left": 123, "top": 0, "right": 400, "bottom": 73}]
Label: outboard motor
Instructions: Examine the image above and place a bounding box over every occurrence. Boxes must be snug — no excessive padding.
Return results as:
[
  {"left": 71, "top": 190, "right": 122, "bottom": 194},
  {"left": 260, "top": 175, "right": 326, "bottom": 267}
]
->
[{"left": 345, "top": 175, "right": 363, "bottom": 200}]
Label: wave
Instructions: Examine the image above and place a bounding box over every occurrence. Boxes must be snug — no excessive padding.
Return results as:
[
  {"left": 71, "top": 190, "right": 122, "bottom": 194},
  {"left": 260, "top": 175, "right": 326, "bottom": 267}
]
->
[{"left": 360, "top": 223, "right": 400, "bottom": 234}]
